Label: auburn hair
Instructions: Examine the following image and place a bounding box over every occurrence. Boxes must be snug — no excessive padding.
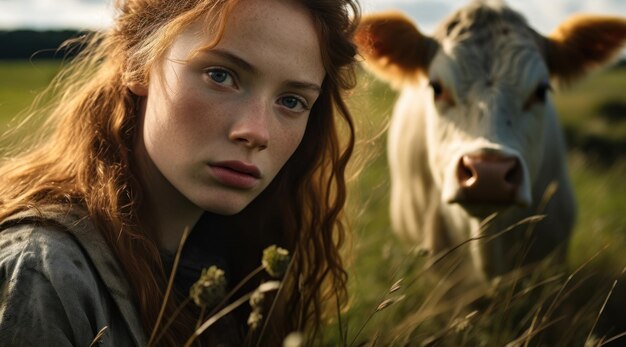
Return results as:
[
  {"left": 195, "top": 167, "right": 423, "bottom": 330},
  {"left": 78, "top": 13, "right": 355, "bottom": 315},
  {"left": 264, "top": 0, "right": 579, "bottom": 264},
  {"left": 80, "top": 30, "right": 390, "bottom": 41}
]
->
[{"left": 0, "top": 0, "right": 360, "bottom": 345}]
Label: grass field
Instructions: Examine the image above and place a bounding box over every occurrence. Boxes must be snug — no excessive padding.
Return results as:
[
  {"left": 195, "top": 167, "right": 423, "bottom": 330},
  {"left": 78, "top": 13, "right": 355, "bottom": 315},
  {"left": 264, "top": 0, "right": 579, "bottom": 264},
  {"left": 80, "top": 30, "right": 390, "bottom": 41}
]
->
[
  {"left": 0, "top": 60, "right": 61, "bottom": 124},
  {"left": 335, "top": 65, "right": 626, "bottom": 346},
  {"left": 1, "top": 60, "right": 625, "bottom": 346}
]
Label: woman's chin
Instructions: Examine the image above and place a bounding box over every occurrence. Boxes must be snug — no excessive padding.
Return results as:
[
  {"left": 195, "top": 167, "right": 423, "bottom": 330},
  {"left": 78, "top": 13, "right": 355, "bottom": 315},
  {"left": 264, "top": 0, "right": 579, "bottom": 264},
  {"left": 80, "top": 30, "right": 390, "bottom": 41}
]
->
[{"left": 196, "top": 198, "right": 252, "bottom": 216}]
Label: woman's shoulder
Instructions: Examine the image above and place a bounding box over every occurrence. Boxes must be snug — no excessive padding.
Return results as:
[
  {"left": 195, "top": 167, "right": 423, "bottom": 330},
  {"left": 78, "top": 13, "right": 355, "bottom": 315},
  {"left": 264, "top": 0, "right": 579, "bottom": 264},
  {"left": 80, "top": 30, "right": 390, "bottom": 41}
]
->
[
  {"left": 0, "top": 206, "right": 145, "bottom": 347},
  {"left": 0, "top": 206, "right": 90, "bottom": 275},
  {"left": 0, "top": 205, "right": 97, "bottom": 280},
  {"left": 0, "top": 211, "right": 105, "bottom": 313}
]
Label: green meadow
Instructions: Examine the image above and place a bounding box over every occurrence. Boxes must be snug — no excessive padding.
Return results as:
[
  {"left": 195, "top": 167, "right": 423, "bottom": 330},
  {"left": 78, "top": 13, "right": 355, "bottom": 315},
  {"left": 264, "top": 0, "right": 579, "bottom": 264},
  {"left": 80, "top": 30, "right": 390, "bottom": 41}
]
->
[
  {"left": 1, "top": 60, "right": 625, "bottom": 345},
  {"left": 0, "top": 60, "right": 61, "bottom": 124},
  {"left": 338, "top": 64, "right": 626, "bottom": 346}
]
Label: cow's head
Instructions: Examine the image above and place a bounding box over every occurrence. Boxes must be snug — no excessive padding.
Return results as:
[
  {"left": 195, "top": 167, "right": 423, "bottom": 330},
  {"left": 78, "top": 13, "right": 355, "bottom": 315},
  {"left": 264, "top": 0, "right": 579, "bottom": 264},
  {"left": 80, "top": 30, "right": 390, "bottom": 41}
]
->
[{"left": 355, "top": 1, "right": 626, "bottom": 217}]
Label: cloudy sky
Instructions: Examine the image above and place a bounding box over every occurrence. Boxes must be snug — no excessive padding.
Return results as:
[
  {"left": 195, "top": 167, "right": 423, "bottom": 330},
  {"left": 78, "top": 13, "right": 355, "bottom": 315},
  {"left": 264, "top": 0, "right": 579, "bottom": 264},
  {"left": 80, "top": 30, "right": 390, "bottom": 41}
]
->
[{"left": 0, "top": 0, "right": 625, "bottom": 36}]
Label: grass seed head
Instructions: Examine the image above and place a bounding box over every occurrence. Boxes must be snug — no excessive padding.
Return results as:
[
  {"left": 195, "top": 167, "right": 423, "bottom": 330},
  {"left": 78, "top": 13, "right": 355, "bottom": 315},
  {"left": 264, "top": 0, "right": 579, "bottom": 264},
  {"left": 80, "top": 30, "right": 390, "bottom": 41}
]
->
[
  {"left": 249, "top": 287, "right": 265, "bottom": 309},
  {"left": 248, "top": 309, "right": 264, "bottom": 330},
  {"left": 283, "top": 332, "right": 304, "bottom": 347},
  {"left": 262, "top": 245, "right": 291, "bottom": 278},
  {"left": 189, "top": 266, "right": 227, "bottom": 308}
]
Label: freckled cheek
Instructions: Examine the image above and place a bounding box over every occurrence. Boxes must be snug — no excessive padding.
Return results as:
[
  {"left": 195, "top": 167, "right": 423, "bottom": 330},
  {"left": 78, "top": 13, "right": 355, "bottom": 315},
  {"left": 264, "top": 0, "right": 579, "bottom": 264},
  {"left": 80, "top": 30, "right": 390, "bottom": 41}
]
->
[
  {"left": 274, "top": 121, "right": 308, "bottom": 164},
  {"left": 170, "top": 92, "right": 224, "bottom": 140},
  {"left": 173, "top": 87, "right": 212, "bottom": 116}
]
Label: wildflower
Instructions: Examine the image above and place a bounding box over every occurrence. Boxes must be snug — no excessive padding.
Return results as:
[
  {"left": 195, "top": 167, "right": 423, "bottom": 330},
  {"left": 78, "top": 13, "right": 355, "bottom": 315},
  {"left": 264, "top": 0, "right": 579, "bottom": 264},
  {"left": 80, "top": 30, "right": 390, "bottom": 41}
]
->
[
  {"left": 262, "top": 245, "right": 290, "bottom": 278},
  {"left": 189, "top": 266, "right": 227, "bottom": 308},
  {"left": 247, "top": 309, "right": 263, "bottom": 330},
  {"left": 283, "top": 332, "right": 304, "bottom": 347},
  {"left": 246, "top": 281, "right": 280, "bottom": 332},
  {"left": 249, "top": 287, "right": 265, "bottom": 309}
]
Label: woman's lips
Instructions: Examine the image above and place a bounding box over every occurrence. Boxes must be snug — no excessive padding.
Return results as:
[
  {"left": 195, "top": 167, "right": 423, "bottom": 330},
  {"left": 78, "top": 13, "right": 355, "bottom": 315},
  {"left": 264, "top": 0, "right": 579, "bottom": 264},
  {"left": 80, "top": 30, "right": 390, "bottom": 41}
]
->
[{"left": 209, "top": 161, "right": 261, "bottom": 189}]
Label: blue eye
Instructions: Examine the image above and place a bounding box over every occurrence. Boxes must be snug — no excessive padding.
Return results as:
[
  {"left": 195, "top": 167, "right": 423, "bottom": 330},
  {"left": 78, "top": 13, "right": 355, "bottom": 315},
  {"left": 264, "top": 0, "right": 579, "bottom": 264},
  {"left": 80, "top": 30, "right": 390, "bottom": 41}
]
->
[
  {"left": 206, "top": 68, "right": 235, "bottom": 87},
  {"left": 279, "top": 96, "right": 307, "bottom": 112},
  {"left": 281, "top": 97, "right": 299, "bottom": 108}
]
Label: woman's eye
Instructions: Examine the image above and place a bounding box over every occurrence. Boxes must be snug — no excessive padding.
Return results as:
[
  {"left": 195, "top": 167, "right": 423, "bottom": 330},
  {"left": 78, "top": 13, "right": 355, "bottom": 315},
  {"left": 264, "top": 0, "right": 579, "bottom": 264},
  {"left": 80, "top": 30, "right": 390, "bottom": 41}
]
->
[
  {"left": 278, "top": 96, "right": 308, "bottom": 112},
  {"left": 206, "top": 68, "right": 235, "bottom": 87}
]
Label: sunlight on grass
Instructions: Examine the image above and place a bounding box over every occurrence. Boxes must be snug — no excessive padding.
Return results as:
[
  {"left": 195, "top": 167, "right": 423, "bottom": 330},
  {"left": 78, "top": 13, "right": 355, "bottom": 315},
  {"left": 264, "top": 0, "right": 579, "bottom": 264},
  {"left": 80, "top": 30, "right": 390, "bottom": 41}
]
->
[
  {"left": 1, "top": 61, "right": 625, "bottom": 346},
  {"left": 330, "top": 65, "right": 626, "bottom": 346},
  {"left": 0, "top": 60, "right": 61, "bottom": 125}
]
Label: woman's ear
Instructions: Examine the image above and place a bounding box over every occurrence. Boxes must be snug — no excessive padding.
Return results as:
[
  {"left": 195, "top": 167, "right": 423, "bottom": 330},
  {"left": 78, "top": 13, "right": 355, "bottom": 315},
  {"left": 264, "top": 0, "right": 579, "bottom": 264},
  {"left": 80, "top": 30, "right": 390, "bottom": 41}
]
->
[{"left": 128, "top": 81, "right": 148, "bottom": 96}]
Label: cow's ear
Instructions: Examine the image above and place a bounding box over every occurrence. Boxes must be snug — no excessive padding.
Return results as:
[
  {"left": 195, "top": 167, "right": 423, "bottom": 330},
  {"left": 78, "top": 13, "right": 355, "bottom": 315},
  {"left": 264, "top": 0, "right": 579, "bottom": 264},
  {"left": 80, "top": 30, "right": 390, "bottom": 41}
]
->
[
  {"left": 546, "top": 15, "right": 626, "bottom": 85},
  {"left": 355, "top": 12, "right": 438, "bottom": 87}
]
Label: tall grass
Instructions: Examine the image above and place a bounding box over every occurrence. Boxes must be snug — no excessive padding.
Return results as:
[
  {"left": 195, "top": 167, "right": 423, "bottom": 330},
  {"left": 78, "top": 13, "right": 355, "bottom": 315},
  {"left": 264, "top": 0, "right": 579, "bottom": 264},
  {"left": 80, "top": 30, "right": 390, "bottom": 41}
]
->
[
  {"left": 1, "top": 61, "right": 625, "bottom": 346},
  {"left": 328, "top": 66, "right": 626, "bottom": 346},
  {"left": 0, "top": 60, "right": 61, "bottom": 124}
]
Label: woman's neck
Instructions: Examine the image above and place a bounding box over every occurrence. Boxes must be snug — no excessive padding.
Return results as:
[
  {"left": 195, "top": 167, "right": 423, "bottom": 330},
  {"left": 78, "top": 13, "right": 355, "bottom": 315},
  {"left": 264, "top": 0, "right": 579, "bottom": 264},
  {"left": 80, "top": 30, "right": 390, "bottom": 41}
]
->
[
  {"left": 134, "top": 137, "right": 203, "bottom": 254},
  {"left": 141, "top": 187, "right": 203, "bottom": 254}
]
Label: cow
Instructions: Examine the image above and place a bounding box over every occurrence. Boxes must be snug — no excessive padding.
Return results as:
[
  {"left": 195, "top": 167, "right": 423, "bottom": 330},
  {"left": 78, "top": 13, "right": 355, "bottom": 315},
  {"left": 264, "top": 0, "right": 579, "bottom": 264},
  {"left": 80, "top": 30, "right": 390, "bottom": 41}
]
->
[{"left": 354, "top": 0, "right": 626, "bottom": 283}]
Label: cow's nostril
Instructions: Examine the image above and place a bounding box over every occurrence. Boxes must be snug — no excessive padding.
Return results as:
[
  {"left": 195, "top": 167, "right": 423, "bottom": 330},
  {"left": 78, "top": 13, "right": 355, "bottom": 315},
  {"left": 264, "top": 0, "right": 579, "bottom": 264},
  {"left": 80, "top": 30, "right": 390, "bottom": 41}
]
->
[
  {"left": 458, "top": 156, "right": 476, "bottom": 186},
  {"left": 455, "top": 154, "right": 522, "bottom": 205},
  {"left": 504, "top": 160, "right": 522, "bottom": 186}
]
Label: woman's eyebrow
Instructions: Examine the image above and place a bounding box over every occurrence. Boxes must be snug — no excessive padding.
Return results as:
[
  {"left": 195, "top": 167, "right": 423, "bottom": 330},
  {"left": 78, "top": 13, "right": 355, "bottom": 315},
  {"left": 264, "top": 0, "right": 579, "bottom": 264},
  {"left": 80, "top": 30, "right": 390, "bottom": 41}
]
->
[
  {"left": 285, "top": 81, "right": 321, "bottom": 94},
  {"left": 199, "top": 48, "right": 322, "bottom": 92},
  {"left": 200, "top": 48, "right": 256, "bottom": 73}
]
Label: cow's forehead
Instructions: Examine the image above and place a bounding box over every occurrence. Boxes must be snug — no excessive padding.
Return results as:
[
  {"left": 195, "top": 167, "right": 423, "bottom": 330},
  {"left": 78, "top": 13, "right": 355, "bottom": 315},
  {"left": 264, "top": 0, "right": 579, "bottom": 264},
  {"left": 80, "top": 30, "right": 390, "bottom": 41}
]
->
[
  {"left": 434, "top": 1, "right": 529, "bottom": 41},
  {"left": 431, "top": 1, "right": 547, "bottom": 90}
]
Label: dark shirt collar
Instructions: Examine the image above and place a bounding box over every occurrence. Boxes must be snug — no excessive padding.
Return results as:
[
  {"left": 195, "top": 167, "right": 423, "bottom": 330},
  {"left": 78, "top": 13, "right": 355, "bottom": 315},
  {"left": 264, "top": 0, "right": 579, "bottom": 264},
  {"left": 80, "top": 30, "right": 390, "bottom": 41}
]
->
[{"left": 161, "top": 212, "right": 232, "bottom": 297}]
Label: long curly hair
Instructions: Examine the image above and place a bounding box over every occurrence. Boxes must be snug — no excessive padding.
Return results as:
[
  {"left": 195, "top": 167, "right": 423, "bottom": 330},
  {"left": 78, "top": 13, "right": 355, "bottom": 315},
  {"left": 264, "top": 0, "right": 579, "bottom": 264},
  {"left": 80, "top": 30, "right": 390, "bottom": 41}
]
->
[{"left": 0, "top": 0, "right": 360, "bottom": 345}]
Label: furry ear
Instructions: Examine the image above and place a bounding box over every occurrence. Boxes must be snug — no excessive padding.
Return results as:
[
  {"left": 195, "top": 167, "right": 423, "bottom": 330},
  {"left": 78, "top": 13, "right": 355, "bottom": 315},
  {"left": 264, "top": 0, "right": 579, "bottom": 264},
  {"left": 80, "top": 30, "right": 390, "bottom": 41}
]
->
[
  {"left": 354, "top": 11, "right": 439, "bottom": 87},
  {"left": 545, "top": 15, "right": 626, "bottom": 85}
]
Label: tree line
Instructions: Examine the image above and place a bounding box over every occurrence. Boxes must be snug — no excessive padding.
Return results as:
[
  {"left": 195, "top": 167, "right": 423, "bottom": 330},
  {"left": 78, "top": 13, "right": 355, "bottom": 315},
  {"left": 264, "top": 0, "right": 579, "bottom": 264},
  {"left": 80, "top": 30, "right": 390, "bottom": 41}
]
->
[
  {"left": 1, "top": 29, "right": 625, "bottom": 67},
  {"left": 0, "top": 30, "right": 86, "bottom": 60}
]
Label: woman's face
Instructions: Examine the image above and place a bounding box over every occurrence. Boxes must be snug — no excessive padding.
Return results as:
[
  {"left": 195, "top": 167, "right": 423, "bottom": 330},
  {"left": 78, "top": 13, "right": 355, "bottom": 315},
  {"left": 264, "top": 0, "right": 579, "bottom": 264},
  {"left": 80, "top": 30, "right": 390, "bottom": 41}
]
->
[{"left": 134, "top": 0, "right": 325, "bottom": 215}]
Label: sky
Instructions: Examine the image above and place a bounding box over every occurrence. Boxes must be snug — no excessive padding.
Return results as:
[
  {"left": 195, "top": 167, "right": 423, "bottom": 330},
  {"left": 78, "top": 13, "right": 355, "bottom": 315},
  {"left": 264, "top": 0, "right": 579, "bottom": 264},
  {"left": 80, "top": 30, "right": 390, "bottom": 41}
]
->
[{"left": 0, "top": 0, "right": 625, "bottom": 37}]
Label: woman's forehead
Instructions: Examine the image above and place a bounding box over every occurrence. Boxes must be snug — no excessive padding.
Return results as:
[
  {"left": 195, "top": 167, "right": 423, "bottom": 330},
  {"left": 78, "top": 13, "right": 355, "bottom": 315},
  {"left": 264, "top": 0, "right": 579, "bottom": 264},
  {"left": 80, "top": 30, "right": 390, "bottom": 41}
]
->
[{"left": 171, "top": 0, "right": 325, "bottom": 84}]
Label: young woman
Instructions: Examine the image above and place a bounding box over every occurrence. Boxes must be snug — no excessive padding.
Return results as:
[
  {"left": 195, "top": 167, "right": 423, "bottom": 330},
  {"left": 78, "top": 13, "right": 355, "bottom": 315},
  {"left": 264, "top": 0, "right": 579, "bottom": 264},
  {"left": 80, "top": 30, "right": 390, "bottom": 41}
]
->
[{"left": 0, "top": 0, "right": 360, "bottom": 345}]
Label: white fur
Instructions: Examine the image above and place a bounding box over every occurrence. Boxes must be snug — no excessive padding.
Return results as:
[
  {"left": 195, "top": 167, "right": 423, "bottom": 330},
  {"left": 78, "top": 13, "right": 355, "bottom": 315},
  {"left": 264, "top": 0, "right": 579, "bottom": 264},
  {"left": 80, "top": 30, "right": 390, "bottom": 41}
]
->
[{"left": 384, "top": 3, "right": 577, "bottom": 278}]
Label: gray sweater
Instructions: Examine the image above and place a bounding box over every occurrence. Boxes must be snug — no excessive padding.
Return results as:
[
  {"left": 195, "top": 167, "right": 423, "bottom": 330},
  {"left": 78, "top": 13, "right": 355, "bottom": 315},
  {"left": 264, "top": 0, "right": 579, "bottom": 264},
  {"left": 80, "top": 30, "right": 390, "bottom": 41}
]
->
[{"left": 0, "top": 206, "right": 147, "bottom": 347}]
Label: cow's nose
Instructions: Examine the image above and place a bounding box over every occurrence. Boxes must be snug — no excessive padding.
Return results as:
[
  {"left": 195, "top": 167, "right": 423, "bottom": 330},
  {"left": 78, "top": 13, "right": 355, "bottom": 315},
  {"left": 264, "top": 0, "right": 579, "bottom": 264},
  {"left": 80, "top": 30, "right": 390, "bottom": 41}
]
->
[{"left": 457, "top": 154, "right": 522, "bottom": 204}]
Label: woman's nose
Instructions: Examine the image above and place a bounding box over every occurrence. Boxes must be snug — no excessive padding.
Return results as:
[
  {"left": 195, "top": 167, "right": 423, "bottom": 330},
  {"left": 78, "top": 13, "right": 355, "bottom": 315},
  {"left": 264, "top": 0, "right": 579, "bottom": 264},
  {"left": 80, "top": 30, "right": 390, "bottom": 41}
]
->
[{"left": 229, "top": 100, "right": 270, "bottom": 150}]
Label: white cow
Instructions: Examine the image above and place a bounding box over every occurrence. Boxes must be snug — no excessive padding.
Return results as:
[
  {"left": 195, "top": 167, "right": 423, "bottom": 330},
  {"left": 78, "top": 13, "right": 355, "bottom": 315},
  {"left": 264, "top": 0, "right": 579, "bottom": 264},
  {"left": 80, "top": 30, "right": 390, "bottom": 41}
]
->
[{"left": 355, "top": 0, "right": 626, "bottom": 280}]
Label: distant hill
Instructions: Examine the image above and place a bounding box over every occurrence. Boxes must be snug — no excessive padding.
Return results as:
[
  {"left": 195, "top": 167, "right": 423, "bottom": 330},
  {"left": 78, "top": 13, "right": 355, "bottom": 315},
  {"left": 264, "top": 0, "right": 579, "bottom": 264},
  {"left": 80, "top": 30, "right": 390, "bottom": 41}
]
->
[{"left": 0, "top": 30, "right": 86, "bottom": 60}]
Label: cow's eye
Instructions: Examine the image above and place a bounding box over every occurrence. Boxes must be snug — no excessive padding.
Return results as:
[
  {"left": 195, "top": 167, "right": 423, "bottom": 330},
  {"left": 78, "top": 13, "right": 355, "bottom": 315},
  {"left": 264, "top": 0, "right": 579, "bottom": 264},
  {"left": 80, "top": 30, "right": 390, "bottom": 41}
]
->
[
  {"left": 429, "top": 80, "right": 443, "bottom": 98},
  {"left": 524, "top": 81, "right": 552, "bottom": 110},
  {"left": 534, "top": 82, "right": 551, "bottom": 103},
  {"left": 429, "top": 80, "right": 453, "bottom": 105}
]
